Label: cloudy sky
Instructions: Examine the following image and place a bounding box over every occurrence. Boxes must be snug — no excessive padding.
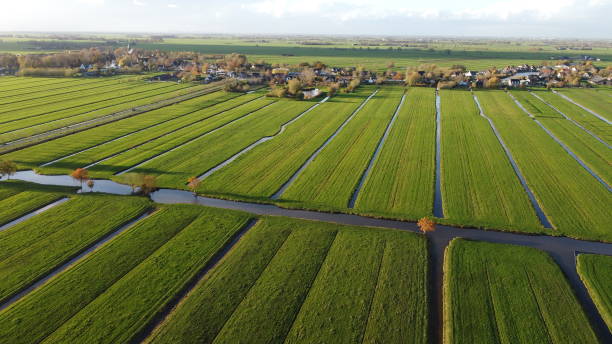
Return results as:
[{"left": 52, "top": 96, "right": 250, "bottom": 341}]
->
[{"left": 0, "top": 0, "right": 610, "bottom": 38}]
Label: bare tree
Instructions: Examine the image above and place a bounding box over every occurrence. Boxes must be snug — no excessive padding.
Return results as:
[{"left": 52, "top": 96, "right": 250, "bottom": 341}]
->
[{"left": 0, "top": 160, "right": 17, "bottom": 180}]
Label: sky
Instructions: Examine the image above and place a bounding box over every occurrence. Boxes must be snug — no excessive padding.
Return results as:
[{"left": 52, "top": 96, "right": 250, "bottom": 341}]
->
[{"left": 0, "top": 0, "right": 610, "bottom": 38}]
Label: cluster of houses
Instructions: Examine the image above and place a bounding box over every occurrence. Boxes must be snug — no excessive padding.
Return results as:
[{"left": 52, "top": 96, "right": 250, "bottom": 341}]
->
[
  {"left": 73, "top": 54, "right": 612, "bottom": 89},
  {"left": 495, "top": 63, "right": 611, "bottom": 87}
]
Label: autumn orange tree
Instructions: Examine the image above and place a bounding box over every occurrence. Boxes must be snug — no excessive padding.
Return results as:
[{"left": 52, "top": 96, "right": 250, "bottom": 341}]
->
[
  {"left": 417, "top": 217, "right": 436, "bottom": 233},
  {"left": 187, "top": 176, "right": 201, "bottom": 196},
  {"left": 70, "top": 168, "right": 89, "bottom": 189}
]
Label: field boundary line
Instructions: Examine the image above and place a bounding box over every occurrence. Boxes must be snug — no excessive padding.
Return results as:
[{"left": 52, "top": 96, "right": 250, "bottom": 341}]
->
[
  {"left": 281, "top": 230, "right": 340, "bottom": 342},
  {"left": 0, "top": 78, "right": 103, "bottom": 100},
  {"left": 196, "top": 97, "right": 329, "bottom": 181},
  {"left": 115, "top": 99, "right": 276, "bottom": 176},
  {"left": 0, "top": 197, "right": 70, "bottom": 231},
  {"left": 0, "top": 84, "right": 226, "bottom": 154},
  {"left": 38, "top": 89, "right": 244, "bottom": 168},
  {"left": 0, "top": 83, "right": 182, "bottom": 136},
  {"left": 0, "top": 79, "right": 151, "bottom": 117},
  {"left": 359, "top": 240, "right": 388, "bottom": 344},
  {"left": 483, "top": 261, "right": 503, "bottom": 343},
  {"left": 0, "top": 78, "right": 136, "bottom": 107},
  {"left": 551, "top": 90, "right": 611, "bottom": 125},
  {"left": 523, "top": 268, "right": 555, "bottom": 343},
  {"left": 0, "top": 79, "right": 82, "bottom": 97},
  {"left": 36, "top": 208, "right": 203, "bottom": 343},
  {"left": 527, "top": 91, "right": 610, "bottom": 149},
  {"left": 0, "top": 208, "right": 155, "bottom": 312},
  {"left": 508, "top": 91, "right": 611, "bottom": 192},
  {"left": 271, "top": 89, "right": 380, "bottom": 200},
  {"left": 132, "top": 218, "right": 261, "bottom": 344},
  {"left": 0, "top": 82, "right": 188, "bottom": 128},
  {"left": 472, "top": 92, "right": 553, "bottom": 229},
  {"left": 82, "top": 95, "right": 267, "bottom": 170},
  {"left": 348, "top": 93, "right": 405, "bottom": 208}
]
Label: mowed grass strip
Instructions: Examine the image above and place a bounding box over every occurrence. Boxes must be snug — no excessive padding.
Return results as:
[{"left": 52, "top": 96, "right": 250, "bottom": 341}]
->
[
  {"left": 37, "top": 92, "right": 259, "bottom": 175},
  {"left": 40, "top": 206, "right": 252, "bottom": 344},
  {"left": 439, "top": 90, "right": 541, "bottom": 232},
  {"left": 0, "top": 205, "right": 204, "bottom": 344},
  {"left": 0, "top": 194, "right": 150, "bottom": 303},
  {"left": 355, "top": 87, "right": 436, "bottom": 219},
  {"left": 130, "top": 99, "right": 314, "bottom": 189},
  {"left": 577, "top": 254, "right": 612, "bottom": 331},
  {"left": 0, "top": 83, "right": 189, "bottom": 143},
  {"left": 199, "top": 88, "right": 373, "bottom": 200},
  {"left": 280, "top": 86, "right": 402, "bottom": 210},
  {"left": 477, "top": 90, "right": 612, "bottom": 241},
  {"left": 533, "top": 90, "right": 611, "bottom": 144},
  {"left": 147, "top": 217, "right": 428, "bottom": 344},
  {"left": 444, "top": 239, "right": 598, "bottom": 344},
  {"left": 558, "top": 88, "right": 612, "bottom": 122},
  {"left": 91, "top": 96, "right": 274, "bottom": 178},
  {"left": 1, "top": 90, "right": 232, "bottom": 169},
  {"left": 511, "top": 90, "right": 611, "bottom": 185}
]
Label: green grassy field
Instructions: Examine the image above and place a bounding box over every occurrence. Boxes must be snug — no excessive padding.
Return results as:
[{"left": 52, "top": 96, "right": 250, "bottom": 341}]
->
[
  {"left": 0, "top": 181, "right": 76, "bottom": 226},
  {"left": 128, "top": 98, "right": 315, "bottom": 189},
  {"left": 41, "top": 206, "right": 251, "bottom": 344},
  {"left": 0, "top": 194, "right": 150, "bottom": 303},
  {"left": 577, "top": 254, "right": 612, "bottom": 331},
  {"left": 0, "top": 76, "right": 143, "bottom": 116},
  {"left": 557, "top": 89, "right": 612, "bottom": 122},
  {"left": 439, "top": 90, "right": 542, "bottom": 232},
  {"left": 444, "top": 239, "right": 598, "bottom": 344},
  {"left": 89, "top": 94, "right": 273, "bottom": 178},
  {"left": 0, "top": 204, "right": 252, "bottom": 344},
  {"left": 135, "top": 40, "right": 612, "bottom": 71},
  {"left": 198, "top": 88, "right": 373, "bottom": 201},
  {"left": 533, "top": 90, "right": 611, "bottom": 144},
  {"left": 2, "top": 90, "right": 236, "bottom": 169},
  {"left": 354, "top": 87, "right": 436, "bottom": 219},
  {"left": 280, "top": 86, "right": 402, "bottom": 210},
  {"left": 146, "top": 216, "right": 428, "bottom": 344},
  {"left": 510, "top": 90, "right": 611, "bottom": 185},
  {"left": 0, "top": 83, "right": 194, "bottom": 144},
  {"left": 476, "top": 90, "right": 612, "bottom": 241},
  {"left": 37, "top": 92, "right": 259, "bottom": 175}
]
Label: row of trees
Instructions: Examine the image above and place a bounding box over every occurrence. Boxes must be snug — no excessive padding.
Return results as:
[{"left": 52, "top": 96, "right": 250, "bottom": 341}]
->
[{"left": 70, "top": 168, "right": 158, "bottom": 195}]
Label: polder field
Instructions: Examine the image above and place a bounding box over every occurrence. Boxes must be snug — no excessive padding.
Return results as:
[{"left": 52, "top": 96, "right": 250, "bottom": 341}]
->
[
  {"left": 0, "top": 76, "right": 611, "bottom": 343},
  {"left": 3, "top": 36, "right": 612, "bottom": 71}
]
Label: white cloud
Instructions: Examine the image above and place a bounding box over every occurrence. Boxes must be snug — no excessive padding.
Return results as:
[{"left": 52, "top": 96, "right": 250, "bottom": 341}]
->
[
  {"left": 133, "top": 0, "right": 146, "bottom": 6},
  {"left": 167, "top": 4, "right": 177, "bottom": 8},
  {"left": 244, "top": 0, "right": 609, "bottom": 22},
  {"left": 76, "top": 0, "right": 106, "bottom": 5}
]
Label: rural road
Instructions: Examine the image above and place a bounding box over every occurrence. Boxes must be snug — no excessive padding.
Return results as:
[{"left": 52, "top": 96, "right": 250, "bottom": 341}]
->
[{"left": 2, "top": 171, "right": 612, "bottom": 343}]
